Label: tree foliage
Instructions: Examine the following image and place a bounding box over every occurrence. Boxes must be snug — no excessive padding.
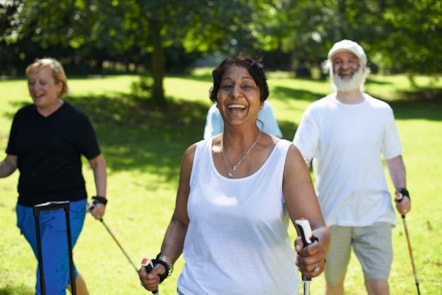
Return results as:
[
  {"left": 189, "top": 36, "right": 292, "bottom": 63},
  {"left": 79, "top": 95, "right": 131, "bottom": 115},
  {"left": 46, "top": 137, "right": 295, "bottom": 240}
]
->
[
  {"left": 279, "top": 0, "right": 441, "bottom": 76},
  {"left": 1, "top": 0, "right": 440, "bottom": 105}
]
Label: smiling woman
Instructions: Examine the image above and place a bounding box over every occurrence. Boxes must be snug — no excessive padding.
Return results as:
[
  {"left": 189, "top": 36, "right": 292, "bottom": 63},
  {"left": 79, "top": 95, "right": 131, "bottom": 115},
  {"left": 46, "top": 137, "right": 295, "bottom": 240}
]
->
[
  {"left": 138, "top": 55, "right": 330, "bottom": 295},
  {"left": 0, "top": 57, "right": 108, "bottom": 295},
  {"left": 216, "top": 65, "right": 262, "bottom": 133},
  {"left": 26, "top": 60, "right": 67, "bottom": 117}
]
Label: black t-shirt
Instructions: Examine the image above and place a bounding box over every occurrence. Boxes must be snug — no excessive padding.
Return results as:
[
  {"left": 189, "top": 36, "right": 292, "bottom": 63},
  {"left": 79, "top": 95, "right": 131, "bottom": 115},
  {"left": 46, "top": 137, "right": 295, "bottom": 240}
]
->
[{"left": 6, "top": 102, "right": 101, "bottom": 206}]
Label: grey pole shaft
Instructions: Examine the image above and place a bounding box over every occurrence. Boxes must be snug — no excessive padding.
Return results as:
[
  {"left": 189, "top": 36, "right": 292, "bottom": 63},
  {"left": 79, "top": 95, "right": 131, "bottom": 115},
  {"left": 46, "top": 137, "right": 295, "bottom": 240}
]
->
[
  {"left": 303, "top": 280, "right": 310, "bottom": 295},
  {"left": 100, "top": 219, "right": 139, "bottom": 273}
]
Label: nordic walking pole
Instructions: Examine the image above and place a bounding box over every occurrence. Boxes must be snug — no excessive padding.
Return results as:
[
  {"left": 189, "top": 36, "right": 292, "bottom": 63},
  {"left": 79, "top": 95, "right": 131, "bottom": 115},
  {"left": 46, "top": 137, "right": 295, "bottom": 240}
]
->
[
  {"left": 401, "top": 215, "right": 421, "bottom": 295},
  {"left": 396, "top": 190, "right": 420, "bottom": 295},
  {"left": 295, "top": 218, "right": 318, "bottom": 295},
  {"left": 34, "top": 201, "right": 76, "bottom": 295},
  {"left": 100, "top": 218, "right": 139, "bottom": 273},
  {"left": 89, "top": 200, "right": 139, "bottom": 273}
]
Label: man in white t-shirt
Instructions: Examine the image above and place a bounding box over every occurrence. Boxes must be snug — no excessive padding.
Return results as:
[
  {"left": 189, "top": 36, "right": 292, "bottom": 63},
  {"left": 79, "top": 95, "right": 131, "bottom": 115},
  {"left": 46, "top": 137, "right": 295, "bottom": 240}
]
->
[
  {"left": 203, "top": 100, "right": 282, "bottom": 139},
  {"left": 293, "top": 39, "right": 411, "bottom": 295}
]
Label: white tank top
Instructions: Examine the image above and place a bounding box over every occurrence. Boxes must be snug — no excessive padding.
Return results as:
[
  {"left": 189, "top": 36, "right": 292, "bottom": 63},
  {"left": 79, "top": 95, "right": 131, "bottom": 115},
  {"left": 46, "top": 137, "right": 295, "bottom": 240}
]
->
[{"left": 178, "top": 139, "right": 300, "bottom": 295}]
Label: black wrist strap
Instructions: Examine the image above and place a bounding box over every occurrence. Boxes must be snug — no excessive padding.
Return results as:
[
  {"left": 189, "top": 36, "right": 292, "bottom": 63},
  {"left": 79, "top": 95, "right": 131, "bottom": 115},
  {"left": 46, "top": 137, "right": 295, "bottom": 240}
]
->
[
  {"left": 152, "top": 259, "right": 169, "bottom": 283},
  {"left": 395, "top": 188, "right": 410, "bottom": 202},
  {"left": 92, "top": 196, "right": 108, "bottom": 205}
]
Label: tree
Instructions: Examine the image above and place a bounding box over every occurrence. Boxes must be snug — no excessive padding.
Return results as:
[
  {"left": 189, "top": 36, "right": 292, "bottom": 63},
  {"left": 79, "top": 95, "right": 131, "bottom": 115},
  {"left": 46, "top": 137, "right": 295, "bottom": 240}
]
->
[
  {"left": 1, "top": 0, "right": 440, "bottom": 95},
  {"left": 134, "top": 0, "right": 286, "bottom": 105},
  {"left": 4, "top": 0, "right": 287, "bottom": 105},
  {"left": 277, "top": 0, "right": 442, "bottom": 77},
  {"left": 376, "top": 0, "right": 441, "bottom": 75}
]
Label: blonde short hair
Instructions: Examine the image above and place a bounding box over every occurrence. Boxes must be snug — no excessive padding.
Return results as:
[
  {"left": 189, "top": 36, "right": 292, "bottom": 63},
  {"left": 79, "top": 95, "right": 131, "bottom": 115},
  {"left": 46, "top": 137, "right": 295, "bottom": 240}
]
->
[{"left": 25, "top": 58, "right": 69, "bottom": 98}]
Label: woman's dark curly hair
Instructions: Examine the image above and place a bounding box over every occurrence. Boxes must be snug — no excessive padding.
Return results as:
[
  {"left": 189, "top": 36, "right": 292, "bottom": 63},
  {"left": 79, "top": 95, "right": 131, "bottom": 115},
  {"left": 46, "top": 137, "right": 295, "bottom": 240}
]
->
[{"left": 209, "top": 55, "right": 269, "bottom": 103}]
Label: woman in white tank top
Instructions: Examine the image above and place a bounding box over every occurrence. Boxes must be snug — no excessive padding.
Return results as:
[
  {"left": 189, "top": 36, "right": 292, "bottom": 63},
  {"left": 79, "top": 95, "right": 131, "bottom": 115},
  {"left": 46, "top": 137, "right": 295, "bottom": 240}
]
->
[{"left": 139, "top": 55, "right": 330, "bottom": 295}]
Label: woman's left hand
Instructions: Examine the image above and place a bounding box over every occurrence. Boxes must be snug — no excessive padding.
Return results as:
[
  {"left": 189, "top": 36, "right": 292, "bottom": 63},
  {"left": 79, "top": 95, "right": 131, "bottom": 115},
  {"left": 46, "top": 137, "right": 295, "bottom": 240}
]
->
[{"left": 88, "top": 202, "right": 106, "bottom": 220}]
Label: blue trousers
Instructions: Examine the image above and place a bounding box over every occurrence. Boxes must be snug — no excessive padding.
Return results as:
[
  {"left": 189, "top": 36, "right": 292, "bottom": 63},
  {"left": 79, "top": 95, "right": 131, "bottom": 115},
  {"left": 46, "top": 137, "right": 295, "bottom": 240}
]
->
[{"left": 16, "top": 199, "right": 87, "bottom": 295}]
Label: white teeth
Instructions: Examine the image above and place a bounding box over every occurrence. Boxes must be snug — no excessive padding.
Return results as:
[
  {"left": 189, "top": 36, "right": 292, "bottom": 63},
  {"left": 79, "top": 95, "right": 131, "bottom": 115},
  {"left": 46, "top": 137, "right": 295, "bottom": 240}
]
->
[{"left": 228, "top": 104, "right": 246, "bottom": 109}]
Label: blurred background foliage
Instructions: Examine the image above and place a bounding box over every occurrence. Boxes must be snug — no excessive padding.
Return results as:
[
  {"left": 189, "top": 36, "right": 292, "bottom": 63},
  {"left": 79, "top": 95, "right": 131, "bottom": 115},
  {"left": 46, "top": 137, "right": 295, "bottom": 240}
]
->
[{"left": 1, "top": 0, "right": 440, "bottom": 106}]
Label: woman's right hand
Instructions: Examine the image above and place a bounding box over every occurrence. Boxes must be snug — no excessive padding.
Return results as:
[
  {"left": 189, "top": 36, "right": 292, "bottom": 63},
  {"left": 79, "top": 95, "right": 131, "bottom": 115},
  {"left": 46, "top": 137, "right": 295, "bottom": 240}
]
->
[{"left": 138, "top": 263, "right": 165, "bottom": 292}]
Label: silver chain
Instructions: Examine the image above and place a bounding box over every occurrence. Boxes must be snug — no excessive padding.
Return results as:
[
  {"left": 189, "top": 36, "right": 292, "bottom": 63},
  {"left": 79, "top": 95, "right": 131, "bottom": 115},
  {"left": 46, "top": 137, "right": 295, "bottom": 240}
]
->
[{"left": 221, "top": 131, "right": 262, "bottom": 178}]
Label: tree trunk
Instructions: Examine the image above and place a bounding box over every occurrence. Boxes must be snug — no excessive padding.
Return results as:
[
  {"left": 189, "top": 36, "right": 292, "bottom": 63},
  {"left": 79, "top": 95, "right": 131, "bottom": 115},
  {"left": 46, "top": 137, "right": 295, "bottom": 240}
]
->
[{"left": 148, "top": 18, "right": 167, "bottom": 107}]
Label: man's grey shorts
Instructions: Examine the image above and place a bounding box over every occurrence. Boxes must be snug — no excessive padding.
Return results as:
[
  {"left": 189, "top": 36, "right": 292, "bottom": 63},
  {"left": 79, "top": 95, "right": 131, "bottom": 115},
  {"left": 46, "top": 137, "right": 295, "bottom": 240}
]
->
[{"left": 325, "top": 222, "right": 393, "bottom": 286}]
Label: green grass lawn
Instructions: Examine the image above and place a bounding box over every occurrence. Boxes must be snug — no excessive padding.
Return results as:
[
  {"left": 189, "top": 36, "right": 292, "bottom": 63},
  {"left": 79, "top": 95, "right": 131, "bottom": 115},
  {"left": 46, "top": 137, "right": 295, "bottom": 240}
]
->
[{"left": 0, "top": 72, "right": 441, "bottom": 295}]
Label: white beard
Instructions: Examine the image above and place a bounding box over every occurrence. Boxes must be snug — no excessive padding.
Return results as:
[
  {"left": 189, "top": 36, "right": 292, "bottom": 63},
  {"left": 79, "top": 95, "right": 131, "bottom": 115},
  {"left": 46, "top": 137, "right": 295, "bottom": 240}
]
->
[{"left": 331, "top": 67, "right": 366, "bottom": 92}]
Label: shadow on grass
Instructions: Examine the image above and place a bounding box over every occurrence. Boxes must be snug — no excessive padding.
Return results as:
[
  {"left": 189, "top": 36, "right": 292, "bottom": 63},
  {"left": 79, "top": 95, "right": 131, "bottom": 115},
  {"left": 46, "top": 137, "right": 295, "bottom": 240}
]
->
[
  {"left": 0, "top": 285, "right": 34, "bottom": 295},
  {"left": 272, "top": 85, "right": 324, "bottom": 103},
  {"left": 366, "top": 77, "right": 394, "bottom": 86},
  {"left": 2, "top": 86, "right": 441, "bottom": 177},
  {"left": 278, "top": 120, "right": 298, "bottom": 140},
  {"left": 381, "top": 88, "right": 442, "bottom": 121},
  {"left": 68, "top": 94, "right": 208, "bottom": 178}
]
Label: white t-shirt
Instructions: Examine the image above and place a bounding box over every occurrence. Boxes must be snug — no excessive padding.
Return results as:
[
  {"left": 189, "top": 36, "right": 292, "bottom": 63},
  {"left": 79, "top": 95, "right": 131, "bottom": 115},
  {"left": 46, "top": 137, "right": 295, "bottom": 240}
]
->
[
  {"left": 203, "top": 101, "right": 283, "bottom": 139},
  {"left": 178, "top": 139, "right": 299, "bottom": 295},
  {"left": 293, "top": 93, "right": 402, "bottom": 227}
]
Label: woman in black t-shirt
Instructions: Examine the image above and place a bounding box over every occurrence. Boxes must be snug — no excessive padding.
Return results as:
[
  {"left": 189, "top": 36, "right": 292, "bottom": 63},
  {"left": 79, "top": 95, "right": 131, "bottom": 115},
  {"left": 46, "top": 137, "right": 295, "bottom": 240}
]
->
[{"left": 0, "top": 58, "right": 108, "bottom": 295}]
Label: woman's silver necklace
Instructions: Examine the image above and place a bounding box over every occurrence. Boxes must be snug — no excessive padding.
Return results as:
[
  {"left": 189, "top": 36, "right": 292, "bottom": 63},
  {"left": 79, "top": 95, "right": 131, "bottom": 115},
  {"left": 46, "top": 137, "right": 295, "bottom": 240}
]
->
[{"left": 221, "top": 131, "right": 262, "bottom": 178}]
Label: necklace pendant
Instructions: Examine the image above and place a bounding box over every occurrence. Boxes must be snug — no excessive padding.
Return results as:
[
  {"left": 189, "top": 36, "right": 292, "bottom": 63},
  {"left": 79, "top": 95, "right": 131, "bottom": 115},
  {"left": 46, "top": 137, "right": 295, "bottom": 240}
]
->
[
  {"left": 233, "top": 164, "right": 238, "bottom": 171},
  {"left": 227, "top": 171, "right": 233, "bottom": 178}
]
